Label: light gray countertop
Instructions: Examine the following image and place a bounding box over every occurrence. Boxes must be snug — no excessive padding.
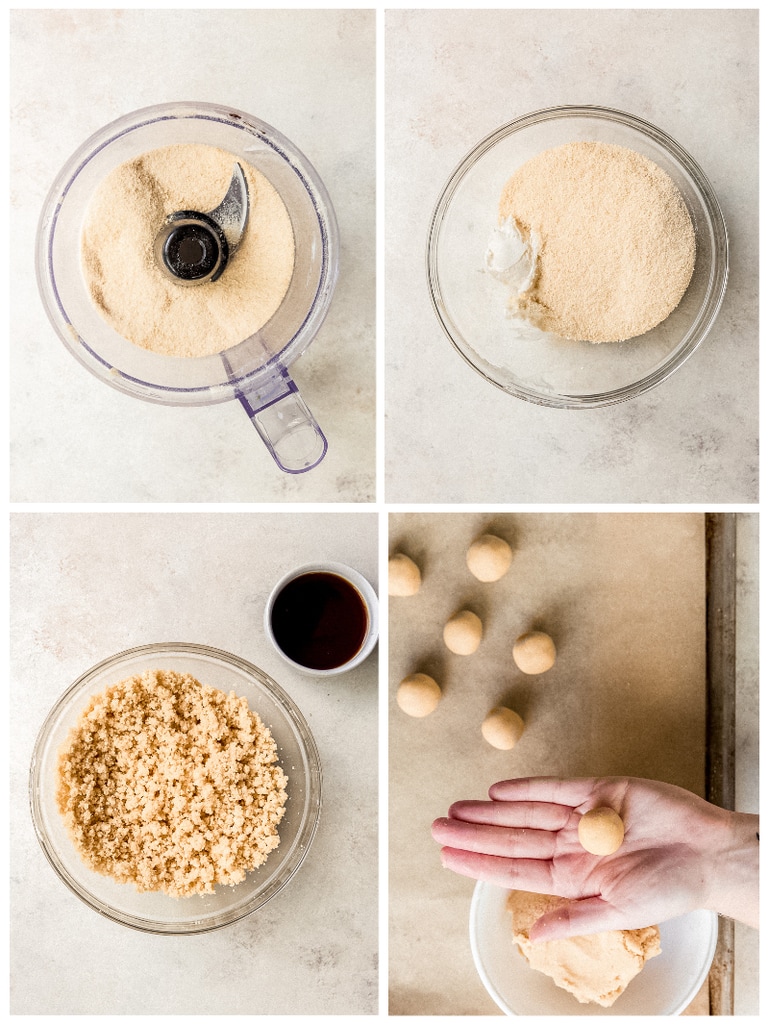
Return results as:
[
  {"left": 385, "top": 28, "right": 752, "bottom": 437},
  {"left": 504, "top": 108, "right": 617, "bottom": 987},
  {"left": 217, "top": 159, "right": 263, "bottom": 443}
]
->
[
  {"left": 385, "top": 8, "right": 758, "bottom": 502},
  {"left": 10, "top": 512, "right": 378, "bottom": 1014},
  {"left": 7, "top": 6, "right": 761, "bottom": 1018},
  {"left": 10, "top": 9, "right": 375, "bottom": 502}
]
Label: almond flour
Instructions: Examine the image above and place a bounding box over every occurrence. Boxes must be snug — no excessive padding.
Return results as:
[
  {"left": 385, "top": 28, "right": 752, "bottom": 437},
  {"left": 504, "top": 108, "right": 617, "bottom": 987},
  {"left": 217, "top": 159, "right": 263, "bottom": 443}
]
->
[
  {"left": 81, "top": 144, "right": 295, "bottom": 358},
  {"left": 498, "top": 141, "right": 696, "bottom": 343},
  {"left": 57, "top": 669, "right": 288, "bottom": 898}
]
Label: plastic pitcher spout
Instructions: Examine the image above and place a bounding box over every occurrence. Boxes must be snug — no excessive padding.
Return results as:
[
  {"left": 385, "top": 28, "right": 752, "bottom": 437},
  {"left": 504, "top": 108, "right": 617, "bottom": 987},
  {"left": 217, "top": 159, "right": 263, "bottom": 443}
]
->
[{"left": 236, "top": 371, "right": 328, "bottom": 473}]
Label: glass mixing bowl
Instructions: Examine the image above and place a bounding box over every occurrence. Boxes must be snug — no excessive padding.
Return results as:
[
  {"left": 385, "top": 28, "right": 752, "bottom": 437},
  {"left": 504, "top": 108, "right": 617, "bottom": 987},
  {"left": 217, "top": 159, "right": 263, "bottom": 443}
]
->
[
  {"left": 471, "top": 881, "right": 718, "bottom": 1015},
  {"left": 36, "top": 101, "right": 339, "bottom": 471},
  {"left": 29, "top": 643, "right": 322, "bottom": 934},
  {"left": 427, "top": 106, "right": 728, "bottom": 408}
]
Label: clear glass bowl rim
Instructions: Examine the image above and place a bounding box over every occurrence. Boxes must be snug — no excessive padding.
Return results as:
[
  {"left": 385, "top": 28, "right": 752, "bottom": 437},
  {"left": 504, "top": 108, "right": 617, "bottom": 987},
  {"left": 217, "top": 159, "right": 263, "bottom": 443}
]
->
[
  {"left": 29, "top": 641, "right": 322, "bottom": 935},
  {"left": 426, "top": 104, "right": 729, "bottom": 409}
]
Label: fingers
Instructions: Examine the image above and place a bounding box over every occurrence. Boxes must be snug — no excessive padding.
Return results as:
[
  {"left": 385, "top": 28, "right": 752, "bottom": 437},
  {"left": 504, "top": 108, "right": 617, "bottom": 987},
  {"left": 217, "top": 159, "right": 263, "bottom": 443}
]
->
[
  {"left": 431, "top": 793, "right": 577, "bottom": 863},
  {"left": 447, "top": 798, "right": 573, "bottom": 831},
  {"left": 488, "top": 776, "right": 600, "bottom": 806},
  {"left": 439, "top": 847, "right": 556, "bottom": 892},
  {"left": 529, "top": 896, "right": 627, "bottom": 943},
  {"left": 432, "top": 816, "right": 558, "bottom": 859}
]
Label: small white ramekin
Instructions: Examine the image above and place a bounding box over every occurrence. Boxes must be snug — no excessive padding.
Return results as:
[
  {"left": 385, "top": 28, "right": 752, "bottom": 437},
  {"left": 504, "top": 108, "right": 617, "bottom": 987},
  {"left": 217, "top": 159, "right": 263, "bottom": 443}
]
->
[{"left": 264, "top": 562, "right": 379, "bottom": 677}]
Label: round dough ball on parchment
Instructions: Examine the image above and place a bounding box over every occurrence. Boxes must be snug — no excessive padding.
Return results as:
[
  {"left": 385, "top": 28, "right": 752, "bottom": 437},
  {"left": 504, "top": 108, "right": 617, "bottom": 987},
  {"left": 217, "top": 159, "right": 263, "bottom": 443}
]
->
[
  {"left": 396, "top": 672, "right": 441, "bottom": 717},
  {"left": 578, "top": 806, "right": 625, "bottom": 856},
  {"left": 466, "top": 534, "right": 513, "bottom": 582},
  {"left": 513, "top": 630, "right": 556, "bottom": 674},
  {"left": 443, "top": 610, "right": 483, "bottom": 655},
  {"left": 388, "top": 553, "right": 422, "bottom": 596},
  {"left": 482, "top": 707, "right": 525, "bottom": 750}
]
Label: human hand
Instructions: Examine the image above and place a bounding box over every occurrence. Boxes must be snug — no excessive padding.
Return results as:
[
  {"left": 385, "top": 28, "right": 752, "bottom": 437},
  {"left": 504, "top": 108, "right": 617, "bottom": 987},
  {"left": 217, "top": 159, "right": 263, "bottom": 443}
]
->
[{"left": 432, "top": 776, "right": 758, "bottom": 940}]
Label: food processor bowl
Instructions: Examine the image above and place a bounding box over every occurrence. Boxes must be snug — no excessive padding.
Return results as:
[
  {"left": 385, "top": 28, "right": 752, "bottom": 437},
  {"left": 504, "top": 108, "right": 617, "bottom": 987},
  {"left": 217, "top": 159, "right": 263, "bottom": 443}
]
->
[
  {"left": 36, "top": 101, "right": 340, "bottom": 472},
  {"left": 427, "top": 105, "right": 728, "bottom": 409}
]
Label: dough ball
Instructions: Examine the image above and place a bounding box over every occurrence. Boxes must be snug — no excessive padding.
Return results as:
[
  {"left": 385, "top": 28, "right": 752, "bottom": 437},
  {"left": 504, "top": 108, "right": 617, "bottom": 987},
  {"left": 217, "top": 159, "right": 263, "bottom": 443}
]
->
[
  {"left": 396, "top": 673, "right": 441, "bottom": 718},
  {"left": 388, "top": 553, "right": 421, "bottom": 597},
  {"left": 443, "top": 610, "right": 482, "bottom": 655},
  {"left": 578, "top": 806, "right": 625, "bottom": 856},
  {"left": 466, "top": 534, "right": 513, "bottom": 582},
  {"left": 513, "top": 631, "right": 556, "bottom": 674},
  {"left": 482, "top": 707, "right": 525, "bottom": 750}
]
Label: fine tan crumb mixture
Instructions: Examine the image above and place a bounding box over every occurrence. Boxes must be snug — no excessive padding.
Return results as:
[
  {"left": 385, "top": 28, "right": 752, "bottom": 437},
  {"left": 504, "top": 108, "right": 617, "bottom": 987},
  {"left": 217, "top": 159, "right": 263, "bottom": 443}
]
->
[
  {"left": 81, "top": 143, "right": 295, "bottom": 358},
  {"left": 57, "top": 669, "right": 288, "bottom": 898},
  {"left": 499, "top": 141, "right": 696, "bottom": 343}
]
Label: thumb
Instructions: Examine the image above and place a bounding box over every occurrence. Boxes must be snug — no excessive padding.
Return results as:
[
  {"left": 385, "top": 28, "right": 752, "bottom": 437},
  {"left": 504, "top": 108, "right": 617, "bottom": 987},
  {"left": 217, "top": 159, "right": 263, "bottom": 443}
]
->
[{"left": 530, "top": 896, "right": 620, "bottom": 943}]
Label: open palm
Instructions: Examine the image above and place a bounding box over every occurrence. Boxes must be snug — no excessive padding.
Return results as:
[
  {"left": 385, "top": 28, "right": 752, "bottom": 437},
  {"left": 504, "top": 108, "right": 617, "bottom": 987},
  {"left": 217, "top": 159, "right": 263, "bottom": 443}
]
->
[{"left": 432, "top": 776, "right": 735, "bottom": 939}]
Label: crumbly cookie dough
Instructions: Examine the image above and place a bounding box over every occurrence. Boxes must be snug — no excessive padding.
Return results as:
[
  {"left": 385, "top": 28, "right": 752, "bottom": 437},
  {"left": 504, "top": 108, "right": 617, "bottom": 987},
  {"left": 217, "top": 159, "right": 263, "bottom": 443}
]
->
[
  {"left": 498, "top": 141, "right": 696, "bottom": 343},
  {"left": 81, "top": 143, "right": 295, "bottom": 357},
  {"left": 57, "top": 668, "right": 288, "bottom": 897},
  {"left": 507, "top": 890, "right": 661, "bottom": 1007}
]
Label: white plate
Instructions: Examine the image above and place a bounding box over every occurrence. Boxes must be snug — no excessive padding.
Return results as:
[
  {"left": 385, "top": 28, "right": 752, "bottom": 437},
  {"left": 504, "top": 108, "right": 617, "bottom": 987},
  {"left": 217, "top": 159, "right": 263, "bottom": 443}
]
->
[{"left": 470, "top": 882, "right": 718, "bottom": 1015}]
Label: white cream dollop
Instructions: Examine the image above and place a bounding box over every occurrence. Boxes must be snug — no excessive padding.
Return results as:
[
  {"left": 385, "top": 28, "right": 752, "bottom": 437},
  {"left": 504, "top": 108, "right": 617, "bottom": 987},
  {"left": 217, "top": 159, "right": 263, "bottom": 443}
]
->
[{"left": 484, "top": 217, "right": 539, "bottom": 294}]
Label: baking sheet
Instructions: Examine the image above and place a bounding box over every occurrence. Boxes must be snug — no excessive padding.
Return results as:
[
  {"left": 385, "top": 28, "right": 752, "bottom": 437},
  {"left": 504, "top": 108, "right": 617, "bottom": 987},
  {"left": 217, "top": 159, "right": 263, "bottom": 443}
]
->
[
  {"left": 388, "top": 512, "right": 708, "bottom": 1015},
  {"left": 704, "top": 513, "right": 738, "bottom": 1015}
]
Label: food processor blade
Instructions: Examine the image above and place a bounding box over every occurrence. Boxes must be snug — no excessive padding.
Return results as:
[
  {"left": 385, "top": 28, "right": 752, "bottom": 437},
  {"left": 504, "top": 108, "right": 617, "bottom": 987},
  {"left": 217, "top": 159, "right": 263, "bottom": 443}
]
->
[
  {"left": 208, "top": 162, "right": 250, "bottom": 253},
  {"left": 154, "top": 162, "right": 250, "bottom": 285}
]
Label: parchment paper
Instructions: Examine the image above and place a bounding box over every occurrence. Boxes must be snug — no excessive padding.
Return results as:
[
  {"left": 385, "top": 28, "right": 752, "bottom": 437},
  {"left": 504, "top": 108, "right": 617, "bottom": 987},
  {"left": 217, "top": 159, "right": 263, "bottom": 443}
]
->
[{"left": 389, "top": 512, "right": 707, "bottom": 1015}]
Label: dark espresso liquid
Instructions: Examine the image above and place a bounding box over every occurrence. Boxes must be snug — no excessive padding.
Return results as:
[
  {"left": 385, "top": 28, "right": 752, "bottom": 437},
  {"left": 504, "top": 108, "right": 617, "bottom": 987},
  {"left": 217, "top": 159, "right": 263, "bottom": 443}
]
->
[{"left": 271, "top": 572, "right": 368, "bottom": 670}]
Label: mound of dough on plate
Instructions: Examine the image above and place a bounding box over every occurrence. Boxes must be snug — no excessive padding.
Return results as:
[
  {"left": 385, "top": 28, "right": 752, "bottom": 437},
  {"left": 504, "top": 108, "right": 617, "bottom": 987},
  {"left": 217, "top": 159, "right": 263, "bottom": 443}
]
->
[{"left": 507, "top": 890, "right": 661, "bottom": 1007}]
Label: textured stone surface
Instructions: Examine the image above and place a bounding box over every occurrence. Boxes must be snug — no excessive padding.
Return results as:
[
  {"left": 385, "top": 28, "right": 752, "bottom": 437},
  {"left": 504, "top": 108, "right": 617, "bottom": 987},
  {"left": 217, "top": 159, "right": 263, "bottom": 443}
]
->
[
  {"left": 11, "top": 9, "right": 375, "bottom": 501},
  {"left": 11, "top": 512, "right": 378, "bottom": 1013},
  {"left": 386, "top": 8, "right": 758, "bottom": 502}
]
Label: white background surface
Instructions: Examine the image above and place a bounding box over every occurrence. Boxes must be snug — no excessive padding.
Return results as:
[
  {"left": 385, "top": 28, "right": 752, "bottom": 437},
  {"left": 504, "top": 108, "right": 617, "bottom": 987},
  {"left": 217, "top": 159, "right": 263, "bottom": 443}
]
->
[
  {"left": 10, "top": 512, "right": 378, "bottom": 1014},
  {"left": 386, "top": 8, "right": 758, "bottom": 502},
  {"left": 10, "top": 8, "right": 375, "bottom": 502},
  {"left": 5, "top": 4, "right": 760, "bottom": 1019}
]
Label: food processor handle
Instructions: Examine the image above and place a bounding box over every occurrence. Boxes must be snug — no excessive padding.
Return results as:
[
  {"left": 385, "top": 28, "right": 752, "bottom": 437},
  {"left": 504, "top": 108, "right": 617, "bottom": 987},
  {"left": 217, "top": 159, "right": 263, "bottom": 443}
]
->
[{"left": 236, "top": 372, "right": 328, "bottom": 473}]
